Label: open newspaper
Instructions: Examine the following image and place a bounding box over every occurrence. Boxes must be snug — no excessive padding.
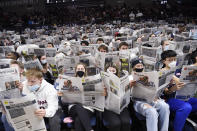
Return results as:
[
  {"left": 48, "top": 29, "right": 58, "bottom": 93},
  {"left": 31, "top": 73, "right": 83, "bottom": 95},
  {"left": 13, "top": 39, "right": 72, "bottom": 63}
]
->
[
  {"left": 176, "top": 65, "right": 197, "bottom": 99},
  {"left": 59, "top": 74, "right": 105, "bottom": 111},
  {"left": 0, "top": 67, "right": 21, "bottom": 99},
  {"left": 45, "top": 48, "right": 57, "bottom": 65},
  {"left": 132, "top": 70, "right": 171, "bottom": 103},
  {"left": 57, "top": 54, "right": 96, "bottom": 75},
  {"left": 140, "top": 46, "right": 159, "bottom": 62},
  {"left": 24, "top": 59, "right": 43, "bottom": 70},
  {"left": 101, "top": 70, "right": 130, "bottom": 114},
  {"left": 0, "top": 59, "right": 12, "bottom": 69},
  {"left": 1, "top": 94, "right": 46, "bottom": 131}
]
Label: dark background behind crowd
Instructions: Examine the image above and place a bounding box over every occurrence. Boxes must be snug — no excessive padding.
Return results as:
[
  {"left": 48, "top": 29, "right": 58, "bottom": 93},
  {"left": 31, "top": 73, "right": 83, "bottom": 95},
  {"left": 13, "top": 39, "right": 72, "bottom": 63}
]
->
[{"left": 0, "top": 0, "right": 197, "bottom": 32}]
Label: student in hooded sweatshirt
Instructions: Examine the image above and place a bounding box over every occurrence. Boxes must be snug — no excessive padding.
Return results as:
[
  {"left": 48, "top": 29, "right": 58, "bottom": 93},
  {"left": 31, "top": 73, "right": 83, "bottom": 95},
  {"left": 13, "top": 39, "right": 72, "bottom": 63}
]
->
[
  {"left": 130, "top": 58, "right": 170, "bottom": 131},
  {"left": 1, "top": 68, "right": 60, "bottom": 131},
  {"left": 161, "top": 50, "right": 197, "bottom": 131},
  {"left": 22, "top": 68, "right": 60, "bottom": 131}
]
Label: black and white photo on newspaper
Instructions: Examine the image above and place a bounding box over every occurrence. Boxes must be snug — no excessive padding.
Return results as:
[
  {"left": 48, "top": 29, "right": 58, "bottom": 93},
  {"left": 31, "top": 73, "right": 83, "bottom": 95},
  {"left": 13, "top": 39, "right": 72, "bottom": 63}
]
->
[
  {"left": 1, "top": 94, "right": 46, "bottom": 131},
  {"left": 58, "top": 73, "right": 105, "bottom": 111},
  {"left": 101, "top": 70, "right": 130, "bottom": 114}
]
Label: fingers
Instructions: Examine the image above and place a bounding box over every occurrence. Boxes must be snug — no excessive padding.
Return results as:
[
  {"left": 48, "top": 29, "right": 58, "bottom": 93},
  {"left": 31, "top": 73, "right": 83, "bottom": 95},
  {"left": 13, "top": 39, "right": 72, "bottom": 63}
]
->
[
  {"left": 57, "top": 91, "right": 63, "bottom": 96},
  {"left": 144, "top": 104, "right": 152, "bottom": 108},
  {"left": 130, "top": 80, "right": 136, "bottom": 87},
  {"left": 35, "top": 109, "right": 46, "bottom": 117}
]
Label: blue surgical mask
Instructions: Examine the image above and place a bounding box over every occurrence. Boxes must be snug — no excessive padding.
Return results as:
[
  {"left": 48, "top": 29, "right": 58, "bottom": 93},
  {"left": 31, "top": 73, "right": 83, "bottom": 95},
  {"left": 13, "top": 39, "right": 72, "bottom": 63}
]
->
[
  {"left": 28, "top": 84, "right": 40, "bottom": 92},
  {"left": 164, "top": 45, "right": 170, "bottom": 51}
]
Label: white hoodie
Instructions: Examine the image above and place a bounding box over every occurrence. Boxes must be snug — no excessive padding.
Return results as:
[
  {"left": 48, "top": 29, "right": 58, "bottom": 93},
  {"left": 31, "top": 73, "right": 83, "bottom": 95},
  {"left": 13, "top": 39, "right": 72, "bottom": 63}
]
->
[{"left": 22, "top": 79, "right": 58, "bottom": 118}]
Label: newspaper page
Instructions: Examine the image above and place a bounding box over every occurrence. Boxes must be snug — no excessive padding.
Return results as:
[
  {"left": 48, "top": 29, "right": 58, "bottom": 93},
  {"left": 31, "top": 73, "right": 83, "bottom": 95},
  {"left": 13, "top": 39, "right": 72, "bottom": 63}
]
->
[
  {"left": 119, "top": 50, "right": 131, "bottom": 73},
  {"left": 79, "top": 45, "right": 97, "bottom": 56},
  {"left": 45, "top": 48, "right": 57, "bottom": 65},
  {"left": 179, "top": 65, "right": 197, "bottom": 83},
  {"left": 57, "top": 56, "right": 77, "bottom": 70},
  {"left": 59, "top": 74, "right": 105, "bottom": 111},
  {"left": 95, "top": 52, "right": 105, "bottom": 70},
  {"left": 0, "top": 67, "right": 21, "bottom": 99},
  {"left": 0, "top": 59, "right": 12, "bottom": 69},
  {"left": 132, "top": 71, "right": 158, "bottom": 103},
  {"left": 1, "top": 94, "right": 46, "bottom": 131},
  {"left": 59, "top": 75, "right": 83, "bottom": 104},
  {"left": 141, "top": 46, "right": 159, "bottom": 62},
  {"left": 24, "top": 59, "right": 43, "bottom": 70},
  {"left": 176, "top": 65, "right": 197, "bottom": 99},
  {"left": 3, "top": 46, "right": 15, "bottom": 56},
  {"left": 82, "top": 74, "right": 105, "bottom": 111},
  {"left": 101, "top": 71, "right": 130, "bottom": 114},
  {"left": 0, "top": 47, "right": 5, "bottom": 58},
  {"left": 156, "top": 71, "right": 172, "bottom": 98},
  {"left": 78, "top": 54, "right": 96, "bottom": 67},
  {"left": 104, "top": 51, "right": 120, "bottom": 69}
]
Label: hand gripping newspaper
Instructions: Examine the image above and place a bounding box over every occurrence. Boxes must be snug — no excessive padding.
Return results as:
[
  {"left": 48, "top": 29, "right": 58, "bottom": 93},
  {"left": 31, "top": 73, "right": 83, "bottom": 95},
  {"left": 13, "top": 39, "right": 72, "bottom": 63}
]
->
[
  {"left": 131, "top": 70, "right": 171, "bottom": 103},
  {"left": 101, "top": 70, "right": 130, "bottom": 114},
  {"left": 0, "top": 67, "right": 21, "bottom": 99},
  {"left": 1, "top": 94, "right": 46, "bottom": 131},
  {"left": 176, "top": 65, "right": 197, "bottom": 99},
  {"left": 58, "top": 74, "right": 105, "bottom": 112}
]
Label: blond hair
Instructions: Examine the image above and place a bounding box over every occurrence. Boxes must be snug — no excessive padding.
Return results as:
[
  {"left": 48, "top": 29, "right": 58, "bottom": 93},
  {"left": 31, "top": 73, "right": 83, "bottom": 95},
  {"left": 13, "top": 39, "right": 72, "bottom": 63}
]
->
[{"left": 25, "top": 68, "right": 43, "bottom": 79}]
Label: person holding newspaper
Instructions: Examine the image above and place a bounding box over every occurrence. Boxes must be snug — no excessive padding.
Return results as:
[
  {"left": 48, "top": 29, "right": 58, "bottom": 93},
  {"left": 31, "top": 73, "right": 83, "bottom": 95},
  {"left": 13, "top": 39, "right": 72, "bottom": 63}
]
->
[
  {"left": 130, "top": 58, "right": 170, "bottom": 131},
  {"left": 102, "top": 64, "right": 131, "bottom": 131},
  {"left": 160, "top": 50, "right": 197, "bottom": 131},
  {"left": 22, "top": 68, "right": 60, "bottom": 131},
  {"left": 59, "top": 63, "right": 98, "bottom": 131},
  {"left": 38, "top": 55, "right": 54, "bottom": 85}
]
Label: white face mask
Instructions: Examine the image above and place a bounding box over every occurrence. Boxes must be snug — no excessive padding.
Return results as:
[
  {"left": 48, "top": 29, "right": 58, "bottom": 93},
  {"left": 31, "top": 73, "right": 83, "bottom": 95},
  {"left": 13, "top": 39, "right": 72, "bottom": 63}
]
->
[
  {"left": 168, "top": 61, "right": 176, "bottom": 68},
  {"left": 41, "top": 59, "right": 47, "bottom": 64},
  {"left": 164, "top": 45, "right": 170, "bottom": 51}
]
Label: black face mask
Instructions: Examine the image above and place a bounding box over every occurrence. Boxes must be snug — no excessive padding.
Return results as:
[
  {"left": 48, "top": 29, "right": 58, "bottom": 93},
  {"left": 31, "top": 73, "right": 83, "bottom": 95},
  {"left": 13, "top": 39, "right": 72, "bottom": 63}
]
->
[
  {"left": 76, "top": 71, "right": 85, "bottom": 78},
  {"left": 135, "top": 68, "right": 143, "bottom": 72}
]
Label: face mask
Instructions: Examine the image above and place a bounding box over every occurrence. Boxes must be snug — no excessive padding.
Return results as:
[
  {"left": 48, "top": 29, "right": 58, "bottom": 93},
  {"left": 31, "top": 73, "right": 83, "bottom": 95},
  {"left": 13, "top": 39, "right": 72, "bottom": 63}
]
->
[
  {"left": 135, "top": 68, "right": 143, "bottom": 72},
  {"left": 28, "top": 84, "right": 40, "bottom": 92},
  {"left": 169, "top": 61, "right": 176, "bottom": 68},
  {"left": 41, "top": 59, "right": 47, "bottom": 65},
  {"left": 164, "top": 45, "right": 170, "bottom": 51},
  {"left": 107, "top": 68, "right": 117, "bottom": 74},
  {"left": 76, "top": 71, "right": 85, "bottom": 78}
]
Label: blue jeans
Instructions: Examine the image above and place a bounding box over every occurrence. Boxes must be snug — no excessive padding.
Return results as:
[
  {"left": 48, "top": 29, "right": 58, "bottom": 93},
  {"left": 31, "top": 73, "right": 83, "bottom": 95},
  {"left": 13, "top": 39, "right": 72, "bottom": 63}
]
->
[
  {"left": 1, "top": 114, "right": 14, "bottom": 131},
  {"left": 134, "top": 99, "right": 170, "bottom": 131},
  {"left": 167, "top": 97, "right": 197, "bottom": 131}
]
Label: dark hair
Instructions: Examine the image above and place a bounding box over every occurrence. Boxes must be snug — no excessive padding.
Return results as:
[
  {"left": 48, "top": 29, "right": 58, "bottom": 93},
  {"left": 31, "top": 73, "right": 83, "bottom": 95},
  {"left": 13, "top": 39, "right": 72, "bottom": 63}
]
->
[
  {"left": 131, "top": 58, "right": 144, "bottom": 68},
  {"left": 142, "top": 43, "right": 152, "bottom": 47},
  {"left": 119, "top": 42, "right": 128, "bottom": 49},
  {"left": 191, "top": 50, "right": 197, "bottom": 64},
  {"left": 161, "top": 40, "right": 165, "bottom": 45},
  {"left": 105, "top": 63, "right": 119, "bottom": 77},
  {"left": 7, "top": 52, "right": 20, "bottom": 60},
  {"left": 98, "top": 45, "right": 108, "bottom": 52},
  {"left": 96, "top": 38, "right": 104, "bottom": 43},
  {"left": 48, "top": 42, "right": 54, "bottom": 47},
  {"left": 81, "top": 41, "right": 89, "bottom": 46},
  {"left": 161, "top": 50, "right": 177, "bottom": 61}
]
